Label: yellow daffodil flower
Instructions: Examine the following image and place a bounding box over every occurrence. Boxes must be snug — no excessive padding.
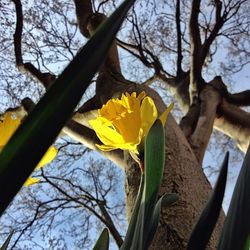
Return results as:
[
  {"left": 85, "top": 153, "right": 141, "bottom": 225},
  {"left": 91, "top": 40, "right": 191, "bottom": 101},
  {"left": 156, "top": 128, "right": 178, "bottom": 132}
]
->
[
  {"left": 89, "top": 92, "right": 173, "bottom": 155},
  {"left": 0, "top": 112, "right": 57, "bottom": 186}
]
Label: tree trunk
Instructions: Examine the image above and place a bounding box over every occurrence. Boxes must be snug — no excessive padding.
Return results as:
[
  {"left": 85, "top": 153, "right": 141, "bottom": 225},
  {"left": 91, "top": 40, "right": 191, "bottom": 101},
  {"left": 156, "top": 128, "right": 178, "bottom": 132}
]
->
[{"left": 124, "top": 86, "right": 224, "bottom": 249}]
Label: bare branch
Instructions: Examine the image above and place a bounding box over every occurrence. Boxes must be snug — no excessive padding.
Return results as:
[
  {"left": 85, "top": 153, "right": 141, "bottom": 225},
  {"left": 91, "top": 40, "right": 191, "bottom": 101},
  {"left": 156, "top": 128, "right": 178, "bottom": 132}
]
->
[
  {"left": 189, "top": 85, "right": 221, "bottom": 163},
  {"left": 73, "top": 0, "right": 93, "bottom": 37},
  {"left": 97, "top": 201, "right": 123, "bottom": 247},
  {"left": 23, "top": 63, "right": 56, "bottom": 89},
  {"left": 215, "top": 100, "right": 250, "bottom": 153},
  {"left": 227, "top": 90, "right": 250, "bottom": 106},
  {"left": 12, "top": 0, "right": 56, "bottom": 89},
  {"left": 175, "top": 0, "right": 183, "bottom": 77},
  {"left": 200, "top": 0, "right": 223, "bottom": 64},
  {"left": 63, "top": 120, "right": 126, "bottom": 169},
  {"left": 189, "top": 0, "right": 203, "bottom": 102},
  {"left": 41, "top": 170, "right": 123, "bottom": 248},
  {"left": 12, "top": 0, "right": 23, "bottom": 66}
]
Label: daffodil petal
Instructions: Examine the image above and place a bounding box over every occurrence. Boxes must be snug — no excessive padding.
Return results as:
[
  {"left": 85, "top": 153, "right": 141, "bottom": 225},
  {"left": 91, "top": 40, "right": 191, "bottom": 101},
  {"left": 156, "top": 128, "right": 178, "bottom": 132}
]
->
[
  {"left": 36, "top": 146, "right": 58, "bottom": 169},
  {"left": 96, "top": 142, "right": 138, "bottom": 152},
  {"left": 0, "top": 112, "right": 21, "bottom": 146},
  {"left": 90, "top": 115, "right": 142, "bottom": 152},
  {"left": 140, "top": 96, "right": 158, "bottom": 136},
  {"left": 89, "top": 118, "right": 126, "bottom": 145},
  {"left": 96, "top": 144, "right": 117, "bottom": 151},
  {"left": 159, "top": 103, "right": 174, "bottom": 126},
  {"left": 89, "top": 92, "right": 168, "bottom": 155},
  {"left": 24, "top": 177, "right": 40, "bottom": 186}
]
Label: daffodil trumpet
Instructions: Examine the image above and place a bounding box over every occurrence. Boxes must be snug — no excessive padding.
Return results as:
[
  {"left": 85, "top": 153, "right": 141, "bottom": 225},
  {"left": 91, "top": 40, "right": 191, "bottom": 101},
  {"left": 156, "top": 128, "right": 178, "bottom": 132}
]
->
[{"left": 89, "top": 91, "right": 173, "bottom": 170}]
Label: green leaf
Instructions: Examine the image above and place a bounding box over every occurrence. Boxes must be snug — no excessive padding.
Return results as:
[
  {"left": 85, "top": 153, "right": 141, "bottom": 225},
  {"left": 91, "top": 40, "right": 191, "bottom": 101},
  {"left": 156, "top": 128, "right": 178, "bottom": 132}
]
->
[
  {"left": 218, "top": 145, "right": 250, "bottom": 250},
  {"left": 120, "top": 175, "right": 144, "bottom": 250},
  {"left": 144, "top": 119, "right": 165, "bottom": 202},
  {"left": 142, "top": 119, "right": 165, "bottom": 249},
  {"left": 0, "top": 231, "right": 13, "bottom": 250},
  {"left": 121, "top": 119, "right": 166, "bottom": 250},
  {"left": 244, "top": 236, "right": 250, "bottom": 250},
  {"left": 187, "top": 152, "right": 229, "bottom": 250},
  {"left": 145, "top": 193, "right": 178, "bottom": 247},
  {"left": 143, "top": 119, "right": 165, "bottom": 216},
  {"left": 0, "top": 0, "right": 135, "bottom": 216},
  {"left": 92, "top": 228, "right": 109, "bottom": 250}
]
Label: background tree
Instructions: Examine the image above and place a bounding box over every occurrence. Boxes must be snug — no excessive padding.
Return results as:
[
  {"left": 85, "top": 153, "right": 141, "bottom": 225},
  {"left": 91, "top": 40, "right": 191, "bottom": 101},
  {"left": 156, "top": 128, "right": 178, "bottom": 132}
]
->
[{"left": 0, "top": 0, "right": 249, "bottom": 249}]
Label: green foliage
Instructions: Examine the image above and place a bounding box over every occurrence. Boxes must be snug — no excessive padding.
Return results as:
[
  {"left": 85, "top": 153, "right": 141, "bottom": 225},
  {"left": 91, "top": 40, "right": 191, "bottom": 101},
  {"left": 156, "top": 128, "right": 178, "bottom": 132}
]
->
[
  {"left": 0, "top": 231, "right": 13, "bottom": 250},
  {"left": 218, "top": 145, "right": 250, "bottom": 250},
  {"left": 187, "top": 145, "right": 250, "bottom": 250},
  {"left": 144, "top": 193, "right": 178, "bottom": 247},
  {"left": 120, "top": 119, "right": 178, "bottom": 250},
  {"left": 0, "top": 0, "right": 135, "bottom": 216},
  {"left": 92, "top": 228, "right": 109, "bottom": 250},
  {"left": 187, "top": 152, "right": 229, "bottom": 250}
]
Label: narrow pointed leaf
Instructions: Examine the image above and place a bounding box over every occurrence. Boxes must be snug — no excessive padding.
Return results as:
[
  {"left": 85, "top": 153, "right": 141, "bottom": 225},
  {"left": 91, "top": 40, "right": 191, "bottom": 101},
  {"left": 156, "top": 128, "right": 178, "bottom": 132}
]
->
[
  {"left": 145, "top": 193, "right": 178, "bottom": 247},
  {"left": 0, "top": 0, "right": 135, "bottom": 215},
  {"left": 123, "top": 119, "right": 166, "bottom": 250},
  {"left": 218, "top": 145, "right": 250, "bottom": 250},
  {"left": 142, "top": 119, "right": 165, "bottom": 249},
  {"left": 144, "top": 119, "right": 165, "bottom": 213},
  {"left": 187, "top": 152, "right": 229, "bottom": 250},
  {"left": 0, "top": 231, "right": 13, "bottom": 250},
  {"left": 120, "top": 175, "right": 144, "bottom": 250},
  {"left": 92, "top": 228, "right": 109, "bottom": 250}
]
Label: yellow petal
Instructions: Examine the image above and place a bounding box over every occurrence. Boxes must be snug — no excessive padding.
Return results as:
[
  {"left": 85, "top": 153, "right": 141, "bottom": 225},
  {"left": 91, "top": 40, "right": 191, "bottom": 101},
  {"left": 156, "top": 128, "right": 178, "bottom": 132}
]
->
[
  {"left": 96, "top": 142, "right": 138, "bottom": 152},
  {"left": 24, "top": 176, "right": 40, "bottom": 186},
  {"left": 89, "top": 92, "right": 156, "bottom": 155},
  {"left": 159, "top": 103, "right": 174, "bottom": 126},
  {"left": 0, "top": 112, "right": 21, "bottom": 147},
  {"left": 90, "top": 116, "right": 141, "bottom": 152},
  {"left": 96, "top": 144, "right": 117, "bottom": 151},
  {"left": 89, "top": 118, "right": 126, "bottom": 145},
  {"left": 112, "top": 111, "right": 141, "bottom": 142},
  {"left": 140, "top": 96, "right": 158, "bottom": 136},
  {"left": 99, "top": 99, "right": 126, "bottom": 121},
  {"left": 36, "top": 146, "right": 58, "bottom": 169}
]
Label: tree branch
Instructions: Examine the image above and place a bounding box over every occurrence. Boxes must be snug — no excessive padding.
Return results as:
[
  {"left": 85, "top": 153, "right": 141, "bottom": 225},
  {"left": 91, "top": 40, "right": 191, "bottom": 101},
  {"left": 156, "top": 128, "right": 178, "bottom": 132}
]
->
[
  {"left": 63, "top": 120, "right": 126, "bottom": 169},
  {"left": 97, "top": 201, "right": 123, "bottom": 247},
  {"left": 23, "top": 63, "right": 56, "bottom": 89},
  {"left": 200, "top": 0, "right": 224, "bottom": 65},
  {"left": 12, "top": 0, "right": 23, "bottom": 66},
  {"left": 73, "top": 0, "right": 93, "bottom": 38},
  {"left": 189, "top": 85, "right": 221, "bottom": 163},
  {"left": 12, "top": 0, "right": 56, "bottom": 89},
  {"left": 227, "top": 90, "right": 250, "bottom": 106},
  {"left": 41, "top": 170, "right": 123, "bottom": 247},
  {"left": 215, "top": 100, "right": 250, "bottom": 153},
  {"left": 189, "top": 0, "right": 203, "bottom": 102},
  {"left": 175, "top": 0, "right": 183, "bottom": 77},
  {"left": 209, "top": 76, "right": 250, "bottom": 106}
]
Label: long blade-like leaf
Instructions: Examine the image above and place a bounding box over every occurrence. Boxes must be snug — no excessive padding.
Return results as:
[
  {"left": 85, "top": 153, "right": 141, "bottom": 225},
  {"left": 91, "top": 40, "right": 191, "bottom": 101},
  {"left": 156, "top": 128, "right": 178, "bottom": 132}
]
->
[
  {"left": 120, "top": 175, "right": 144, "bottom": 250},
  {"left": 145, "top": 193, "right": 178, "bottom": 247},
  {"left": 92, "top": 228, "right": 109, "bottom": 250},
  {"left": 187, "top": 152, "right": 229, "bottom": 250},
  {"left": 144, "top": 119, "right": 165, "bottom": 215},
  {"left": 0, "top": 231, "right": 13, "bottom": 250},
  {"left": 218, "top": 145, "right": 250, "bottom": 250},
  {"left": 124, "top": 119, "right": 166, "bottom": 250},
  {"left": 0, "top": 0, "right": 135, "bottom": 216},
  {"left": 142, "top": 119, "right": 165, "bottom": 249}
]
